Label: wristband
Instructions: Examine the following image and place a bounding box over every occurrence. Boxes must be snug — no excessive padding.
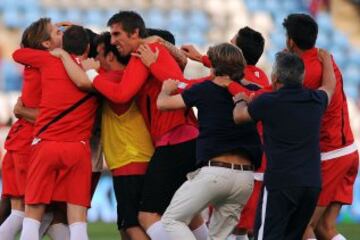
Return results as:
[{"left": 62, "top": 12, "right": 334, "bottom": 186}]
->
[
  {"left": 177, "top": 82, "right": 187, "bottom": 89},
  {"left": 86, "top": 69, "right": 99, "bottom": 83}
]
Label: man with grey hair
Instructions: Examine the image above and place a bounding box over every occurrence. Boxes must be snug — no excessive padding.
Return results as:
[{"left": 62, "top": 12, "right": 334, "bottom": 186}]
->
[{"left": 232, "top": 50, "right": 336, "bottom": 240}]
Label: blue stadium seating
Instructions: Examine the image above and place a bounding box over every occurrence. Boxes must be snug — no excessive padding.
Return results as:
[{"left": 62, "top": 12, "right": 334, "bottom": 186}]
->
[
  {"left": 316, "top": 31, "right": 332, "bottom": 49},
  {"left": 188, "top": 10, "right": 209, "bottom": 31},
  {"left": 2, "top": 61, "right": 22, "bottom": 91},
  {"left": 63, "top": 9, "right": 83, "bottom": 25},
  {"left": 3, "top": 8, "right": 22, "bottom": 28},
  {"left": 23, "top": 7, "right": 42, "bottom": 27},
  {"left": 45, "top": 8, "right": 65, "bottom": 23},
  {"left": 145, "top": 8, "right": 166, "bottom": 29},
  {"left": 84, "top": 9, "right": 105, "bottom": 27},
  {"left": 168, "top": 9, "right": 186, "bottom": 32}
]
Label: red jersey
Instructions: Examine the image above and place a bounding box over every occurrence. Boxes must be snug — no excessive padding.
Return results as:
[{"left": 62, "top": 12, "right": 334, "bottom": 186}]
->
[
  {"left": 12, "top": 49, "right": 97, "bottom": 142},
  {"left": 301, "top": 48, "right": 354, "bottom": 152},
  {"left": 93, "top": 42, "right": 197, "bottom": 140},
  {"left": 5, "top": 66, "right": 41, "bottom": 151}
]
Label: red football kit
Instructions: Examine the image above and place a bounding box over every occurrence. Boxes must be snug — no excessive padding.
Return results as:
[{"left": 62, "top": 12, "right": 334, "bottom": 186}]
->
[
  {"left": 301, "top": 48, "right": 358, "bottom": 206},
  {"left": 2, "top": 66, "right": 41, "bottom": 198},
  {"left": 13, "top": 48, "right": 98, "bottom": 207}
]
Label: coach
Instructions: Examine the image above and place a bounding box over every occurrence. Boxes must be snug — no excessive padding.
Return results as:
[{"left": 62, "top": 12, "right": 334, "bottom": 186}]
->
[{"left": 232, "top": 50, "right": 336, "bottom": 240}]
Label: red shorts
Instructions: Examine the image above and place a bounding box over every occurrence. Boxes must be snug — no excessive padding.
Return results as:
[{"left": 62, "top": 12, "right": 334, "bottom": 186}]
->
[
  {"left": 318, "top": 151, "right": 359, "bottom": 206},
  {"left": 2, "top": 150, "right": 31, "bottom": 198},
  {"left": 237, "top": 179, "right": 263, "bottom": 230},
  {"left": 25, "top": 140, "right": 92, "bottom": 207}
]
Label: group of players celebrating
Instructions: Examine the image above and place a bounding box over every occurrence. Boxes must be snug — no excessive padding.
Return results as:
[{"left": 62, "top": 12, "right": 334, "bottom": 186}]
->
[{"left": 0, "top": 9, "right": 358, "bottom": 240}]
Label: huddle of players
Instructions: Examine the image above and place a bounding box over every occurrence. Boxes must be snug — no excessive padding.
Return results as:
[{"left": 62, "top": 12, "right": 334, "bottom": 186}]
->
[{"left": 0, "top": 9, "right": 357, "bottom": 240}]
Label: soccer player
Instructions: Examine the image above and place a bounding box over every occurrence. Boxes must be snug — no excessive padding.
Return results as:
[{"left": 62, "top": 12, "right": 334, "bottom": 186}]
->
[
  {"left": 94, "top": 31, "right": 153, "bottom": 240},
  {"left": 0, "top": 18, "right": 61, "bottom": 240},
  {"left": 157, "top": 43, "right": 262, "bottom": 240},
  {"left": 13, "top": 21, "right": 98, "bottom": 240},
  {"left": 233, "top": 49, "right": 336, "bottom": 240},
  {"left": 282, "top": 14, "right": 359, "bottom": 240}
]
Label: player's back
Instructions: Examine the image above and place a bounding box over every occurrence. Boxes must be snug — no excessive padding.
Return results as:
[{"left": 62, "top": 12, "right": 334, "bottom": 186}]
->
[{"left": 302, "top": 48, "right": 354, "bottom": 152}]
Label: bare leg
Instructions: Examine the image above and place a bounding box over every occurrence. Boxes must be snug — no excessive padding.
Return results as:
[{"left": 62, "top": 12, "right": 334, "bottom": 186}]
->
[
  {"left": 302, "top": 206, "right": 326, "bottom": 240},
  {"left": 120, "top": 230, "right": 130, "bottom": 240},
  {"left": 125, "top": 226, "right": 150, "bottom": 240},
  {"left": 189, "top": 214, "right": 205, "bottom": 231},
  {"left": 315, "top": 202, "right": 342, "bottom": 240},
  {"left": 25, "top": 204, "right": 46, "bottom": 221},
  {"left": 10, "top": 197, "right": 25, "bottom": 211},
  {"left": 138, "top": 212, "right": 161, "bottom": 230},
  {"left": 66, "top": 203, "right": 87, "bottom": 224}
]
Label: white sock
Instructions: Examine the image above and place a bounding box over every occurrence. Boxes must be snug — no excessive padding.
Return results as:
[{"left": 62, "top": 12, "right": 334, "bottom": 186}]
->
[
  {"left": 332, "top": 234, "right": 346, "bottom": 240},
  {"left": 19, "top": 217, "right": 40, "bottom": 240},
  {"left": 0, "top": 210, "right": 24, "bottom": 240},
  {"left": 237, "top": 234, "right": 249, "bottom": 240},
  {"left": 146, "top": 221, "right": 171, "bottom": 240},
  {"left": 192, "top": 223, "right": 208, "bottom": 240},
  {"left": 69, "top": 222, "right": 88, "bottom": 240},
  {"left": 47, "top": 223, "right": 70, "bottom": 240},
  {"left": 307, "top": 238, "right": 317, "bottom": 240},
  {"left": 39, "top": 212, "right": 54, "bottom": 237}
]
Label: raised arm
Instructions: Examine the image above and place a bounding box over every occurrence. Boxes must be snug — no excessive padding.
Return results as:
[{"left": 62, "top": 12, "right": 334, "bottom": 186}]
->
[
  {"left": 157, "top": 79, "right": 186, "bottom": 111},
  {"left": 50, "top": 48, "right": 94, "bottom": 91},
  {"left": 317, "top": 49, "right": 336, "bottom": 103}
]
